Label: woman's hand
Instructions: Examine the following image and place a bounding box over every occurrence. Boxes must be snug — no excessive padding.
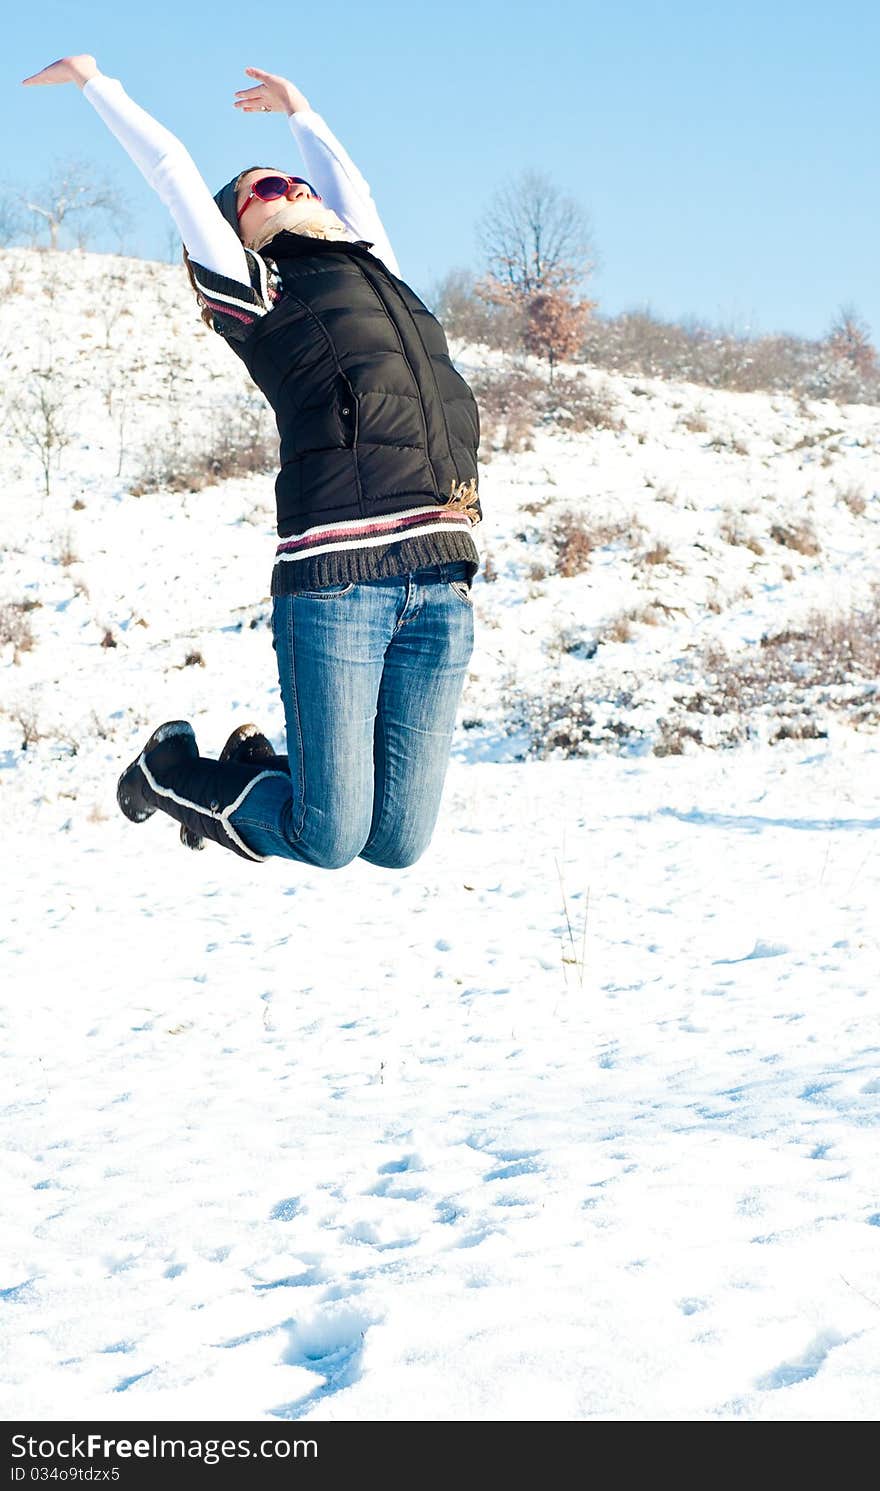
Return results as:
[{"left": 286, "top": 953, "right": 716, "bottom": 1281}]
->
[
  {"left": 22, "top": 55, "right": 98, "bottom": 90},
  {"left": 234, "top": 67, "right": 310, "bottom": 118}
]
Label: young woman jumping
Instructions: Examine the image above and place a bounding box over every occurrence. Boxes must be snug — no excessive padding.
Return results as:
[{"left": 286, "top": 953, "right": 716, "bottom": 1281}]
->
[{"left": 22, "top": 56, "right": 482, "bottom": 869}]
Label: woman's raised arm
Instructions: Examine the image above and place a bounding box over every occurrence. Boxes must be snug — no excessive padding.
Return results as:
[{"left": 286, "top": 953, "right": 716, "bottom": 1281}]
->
[
  {"left": 22, "top": 55, "right": 251, "bottom": 285},
  {"left": 235, "top": 65, "right": 401, "bottom": 277}
]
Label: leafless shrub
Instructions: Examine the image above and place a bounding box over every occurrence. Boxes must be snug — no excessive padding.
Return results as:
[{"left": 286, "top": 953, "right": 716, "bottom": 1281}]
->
[
  {"left": 428, "top": 268, "right": 524, "bottom": 351},
  {"left": 545, "top": 623, "right": 598, "bottom": 661},
  {"left": 481, "top": 553, "right": 498, "bottom": 583},
  {"left": 548, "top": 374, "right": 622, "bottom": 434},
  {"left": 471, "top": 366, "right": 544, "bottom": 453},
  {"left": 761, "top": 606, "right": 880, "bottom": 681},
  {"left": 428, "top": 281, "right": 880, "bottom": 402},
  {"left": 719, "top": 515, "right": 765, "bottom": 554},
  {"left": 0, "top": 600, "right": 37, "bottom": 662},
  {"left": 600, "top": 604, "right": 664, "bottom": 644},
  {"left": 9, "top": 356, "right": 74, "bottom": 496},
  {"left": 581, "top": 308, "right": 880, "bottom": 404},
  {"left": 100, "top": 629, "right": 117, "bottom": 649},
  {"left": 0, "top": 259, "right": 25, "bottom": 296},
  {"left": 603, "top": 613, "right": 634, "bottom": 643},
  {"left": 653, "top": 721, "right": 705, "bottom": 756},
  {"left": 769, "top": 521, "right": 821, "bottom": 556},
  {"left": 53, "top": 530, "right": 79, "bottom": 567},
  {"left": 130, "top": 397, "right": 277, "bottom": 495},
  {"left": 838, "top": 485, "right": 867, "bottom": 516},
  {"left": 500, "top": 674, "right": 644, "bottom": 759},
  {"left": 790, "top": 425, "right": 843, "bottom": 451},
  {"left": 499, "top": 593, "right": 880, "bottom": 761},
  {"left": 182, "top": 651, "right": 205, "bottom": 668},
  {"left": 679, "top": 407, "right": 708, "bottom": 433},
  {"left": 707, "top": 432, "right": 749, "bottom": 455},
  {"left": 549, "top": 509, "right": 638, "bottom": 578},
  {"left": 665, "top": 598, "right": 880, "bottom": 737},
  {"left": 642, "top": 542, "right": 672, "bottom": 567},
  {"left": 12, "top": 707, "right": 44, "bottom": 750},
  {"left": 472, "top": 363, "right": 620, "bottom": 455},
  {"left": 770, "top": 720, "right": 829, "bottom": 743}
]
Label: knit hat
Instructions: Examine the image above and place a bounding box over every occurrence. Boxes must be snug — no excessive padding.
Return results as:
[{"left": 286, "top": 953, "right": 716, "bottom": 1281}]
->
[{"left": 213, "top": 167, "right": 264, "bottom": 233}]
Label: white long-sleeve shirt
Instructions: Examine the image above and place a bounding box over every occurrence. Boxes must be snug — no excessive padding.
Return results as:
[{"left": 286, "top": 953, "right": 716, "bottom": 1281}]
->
[{"left": 82, "top": 73, "right": 400, "bottom": 281}]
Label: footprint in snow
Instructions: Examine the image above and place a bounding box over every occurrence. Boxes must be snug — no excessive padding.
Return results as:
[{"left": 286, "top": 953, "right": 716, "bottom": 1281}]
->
[
  {"left": 271, "top": 1303, "right": 378, "bottom": 1417},
  {"left": 754, "top": 1330, "right": 847, "bottom": 1391}
]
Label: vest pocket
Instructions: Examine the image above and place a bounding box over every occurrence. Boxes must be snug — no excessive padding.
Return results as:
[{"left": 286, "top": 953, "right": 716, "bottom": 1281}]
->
[{"left": 337, "top": 372, "right": 358, "bottom": 448}]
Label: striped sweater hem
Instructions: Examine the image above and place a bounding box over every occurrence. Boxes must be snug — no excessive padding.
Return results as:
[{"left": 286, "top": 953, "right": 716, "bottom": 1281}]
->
[{"left": 271, "top": 520, "right": 480, "bottom": 595}]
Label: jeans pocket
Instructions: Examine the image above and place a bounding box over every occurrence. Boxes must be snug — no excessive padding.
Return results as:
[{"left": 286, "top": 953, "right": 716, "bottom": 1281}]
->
[
  {"left": 447, "top": 579, "right": 474, "bottom": 607},
  {"left": 294, "top": 582, "right": 357, "bottom": 600}
]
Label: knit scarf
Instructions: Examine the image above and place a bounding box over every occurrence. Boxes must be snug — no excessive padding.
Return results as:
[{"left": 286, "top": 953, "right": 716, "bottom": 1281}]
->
[{"left": 246, "top": 198, "right": 354, "bottom": 255}]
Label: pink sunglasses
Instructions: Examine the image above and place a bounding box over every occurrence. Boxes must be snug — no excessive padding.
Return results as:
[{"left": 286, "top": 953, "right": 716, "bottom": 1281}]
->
[{"left": 237, "top": 174, "right": 319, "bottom": 221}]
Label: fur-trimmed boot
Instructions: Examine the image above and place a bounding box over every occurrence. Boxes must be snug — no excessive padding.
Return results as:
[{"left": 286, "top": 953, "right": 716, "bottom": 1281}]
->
[
  {"left": 117, "top": 720, "right": 288, "bottom": 862},
  {"left": 180, "top": 723, "right": 289, "bottom": 851}
]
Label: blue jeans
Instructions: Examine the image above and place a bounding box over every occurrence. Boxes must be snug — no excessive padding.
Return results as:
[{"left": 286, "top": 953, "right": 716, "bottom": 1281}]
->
[{"left": 228, "top": 562, "right": 475, "bottom": 868}]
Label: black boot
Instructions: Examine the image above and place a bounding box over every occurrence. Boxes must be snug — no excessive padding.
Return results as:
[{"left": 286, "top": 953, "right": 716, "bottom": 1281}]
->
[
  {"left": 180, "top": 723, "right": 290, "bottom": 851},
  {"left": 118, "top": 721, "right": 288, "bottom": 862},
  {"left": 117, "top": 721, "right": 199, "bottom": 823}
]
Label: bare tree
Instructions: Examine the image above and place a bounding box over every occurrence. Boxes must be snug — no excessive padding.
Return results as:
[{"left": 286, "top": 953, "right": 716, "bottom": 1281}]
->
[
  {"left": 478, "top": 171, "right": 595, "bottom": 298},
  {"left": 9, "top": 353, "right": 74, "bottom": 497},
  {"left": 21, "top": 156, "right": 124, "bottom": 251}
]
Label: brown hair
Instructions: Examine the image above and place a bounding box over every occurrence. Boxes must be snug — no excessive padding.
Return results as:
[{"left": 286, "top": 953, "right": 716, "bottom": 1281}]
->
[
  {"left": 181, "top": 166, "right": 258, "bottom": 327},
  {"left": 182, "top": 246, "right": 216, "bottom": 328}
]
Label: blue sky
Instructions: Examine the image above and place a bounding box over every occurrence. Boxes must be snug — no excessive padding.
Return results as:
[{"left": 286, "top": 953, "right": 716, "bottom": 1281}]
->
[{"left": 7, "top": 0, "right": 880, "bottom": 340}]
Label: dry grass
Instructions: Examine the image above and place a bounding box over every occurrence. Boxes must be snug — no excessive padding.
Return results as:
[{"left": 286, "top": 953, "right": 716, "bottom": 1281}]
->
[
  {"left": 500, "top": 594, "right": 880, "bottom": 760},
  {"left": 719, "top": 515, "right": 765, "bottom": 554},
  {"left": 499, "top": 674, "right": 644, "bottom": 758},
  {"left": 472, "top": 364, "right": 621, "bottom": 456},
  {"left": 130, "top": 398, "right": 277, "bottom": 496},
  {"left": 53, "top": 531, "right": 80, "bottom": 567},
  {"left": 769, "top": 521, "right": 821, "bottom": 557},
  {"left": 639, "top": 542, "right": 686, "bottom": 571},
  {"left": 549, "top": 509, "right": 639, "bottom": 578},
  {"left": 0, "top": 600, "right": 38, "bottom": 662},
  {"left": 662, "top": 597, "right": 880, "bottom": 740},
  {"left": 838, "top": 485, "right": 868, "bottom": 517}
]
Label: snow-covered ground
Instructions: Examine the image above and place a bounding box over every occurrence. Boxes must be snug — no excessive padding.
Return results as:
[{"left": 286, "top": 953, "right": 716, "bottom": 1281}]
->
[{"left": 1, "top": 249, "right": 879, "bottom": 1421}]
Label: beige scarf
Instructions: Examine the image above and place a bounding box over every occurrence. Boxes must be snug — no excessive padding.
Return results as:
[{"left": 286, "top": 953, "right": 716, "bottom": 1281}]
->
[{"left": 247, "top": 198, "right": 355, "bottom": 255}]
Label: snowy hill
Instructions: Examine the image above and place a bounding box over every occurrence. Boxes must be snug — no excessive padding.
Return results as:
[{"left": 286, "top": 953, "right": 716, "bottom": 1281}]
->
[
  {"left": 2, "top": 247, "right": 879, "bottom": 789},
  {"left": 2, "top": 248, "right": 879, "bottom": 1422}
]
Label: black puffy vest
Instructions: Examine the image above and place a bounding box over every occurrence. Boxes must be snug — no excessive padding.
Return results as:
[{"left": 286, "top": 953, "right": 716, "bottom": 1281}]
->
[{"left": 228, "top": 232, "right": 480, "bottom": 539}]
